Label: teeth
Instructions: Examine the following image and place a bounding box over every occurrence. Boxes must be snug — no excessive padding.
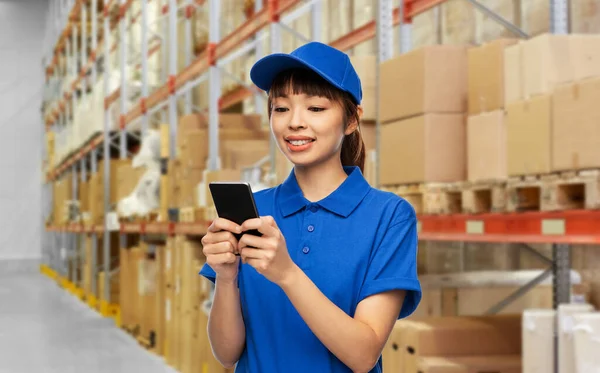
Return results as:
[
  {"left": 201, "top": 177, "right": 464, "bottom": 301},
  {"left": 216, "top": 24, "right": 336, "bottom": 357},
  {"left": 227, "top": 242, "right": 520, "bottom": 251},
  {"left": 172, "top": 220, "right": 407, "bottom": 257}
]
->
[{"left": 289, "top": 140, "right": 311, "bottom": 146}]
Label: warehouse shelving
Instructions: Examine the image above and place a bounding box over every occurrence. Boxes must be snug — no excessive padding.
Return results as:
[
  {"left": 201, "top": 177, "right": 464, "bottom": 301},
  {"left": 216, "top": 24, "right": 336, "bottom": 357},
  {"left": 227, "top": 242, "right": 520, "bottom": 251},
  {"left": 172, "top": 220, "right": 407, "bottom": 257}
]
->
[{"left": 41, "top": 0, "right": 579, "bottom": 354}]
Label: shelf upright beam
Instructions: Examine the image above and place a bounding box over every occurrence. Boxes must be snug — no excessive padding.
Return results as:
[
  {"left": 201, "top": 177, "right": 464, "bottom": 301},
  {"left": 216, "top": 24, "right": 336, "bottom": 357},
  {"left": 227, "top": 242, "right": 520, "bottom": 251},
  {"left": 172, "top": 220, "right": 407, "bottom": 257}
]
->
[
  {"left": 81, "top": 4, "right": 87, "bottom": 99},
  {"left": 102, "top": 0, "right": 113, "bottom": 308},
  {"left": 90, "top": 147, "right": 98, "bottom": 298},
  {"left": 375, "top": 0, "right": 394, "bottom": 188},
  {"left": 119, "top": 0, "right": 128, "bottom": 158},
  {"left": 72, "top": 21, "right": 78, "bottom": 92},
  {"left": 310, "top": 0, "right": 322, "bottom": 42},
  {"left": 206, "top": 0, "right": 221, "bottom": 170},
  {"left": 268, "top": 0, "right": 282, "bottom": 177},
  {"left": 399, "top": 0, "right": 411, "bottom": 53},
  {"left": 91, "top": 0, "right": 98, "bottom": 84},
  {"left": 141, "top": 0, "right": 149, "bottom": 135},
  {"left": 168, "top": 0, "right": 179, "bottom": 160},
  {"left": 254, "top": 0, "right": 265, "bottom": 122},
  {"left": 184, "top": 0, "right": 193, "bottom": 114},
  {"left": 161, "top": 0, "right": 168, "bottom": 124},
  {"left": 550, "top": 0, "right": 569, "bottom": 34},
  {"left": 71, "top": 165, "right": 78, "bottom": 286}
]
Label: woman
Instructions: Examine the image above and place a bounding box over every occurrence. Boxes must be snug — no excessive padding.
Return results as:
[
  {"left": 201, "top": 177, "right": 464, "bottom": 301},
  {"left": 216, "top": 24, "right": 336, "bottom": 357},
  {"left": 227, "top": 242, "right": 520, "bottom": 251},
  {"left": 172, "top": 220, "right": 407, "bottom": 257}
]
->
[{"left": 199, "top": 41, "right": 422, "bottom": 373}]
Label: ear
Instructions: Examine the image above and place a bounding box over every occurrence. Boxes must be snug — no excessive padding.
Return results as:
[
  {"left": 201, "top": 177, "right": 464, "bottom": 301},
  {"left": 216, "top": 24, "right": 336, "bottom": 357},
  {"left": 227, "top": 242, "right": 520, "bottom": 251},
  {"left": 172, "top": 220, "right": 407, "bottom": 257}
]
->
[{"left": 344, "top": 105, "right": 363, "bottom": 136}]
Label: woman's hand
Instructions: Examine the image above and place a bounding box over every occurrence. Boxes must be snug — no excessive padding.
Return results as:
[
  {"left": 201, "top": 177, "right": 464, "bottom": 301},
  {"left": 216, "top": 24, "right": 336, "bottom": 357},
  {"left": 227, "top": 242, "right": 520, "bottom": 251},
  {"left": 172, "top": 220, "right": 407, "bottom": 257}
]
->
[
  {"left": 201, "top": 218, "right": 242, "bottom": 283},
  {"left": 238, "top": 216, "right": 298, "bottom": 286}
]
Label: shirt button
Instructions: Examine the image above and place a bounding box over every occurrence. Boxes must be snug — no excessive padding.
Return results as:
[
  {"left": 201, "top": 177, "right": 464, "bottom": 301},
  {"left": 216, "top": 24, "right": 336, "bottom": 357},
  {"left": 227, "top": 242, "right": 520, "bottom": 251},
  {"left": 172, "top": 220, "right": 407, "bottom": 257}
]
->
[
  {"left": 310, "top": 205, "right": 318, "bottom": 213},
  {"left": 302, "top": 247, "right": 310, "bottom": 254},
  {"left": 307, "top": 225, "right": 315, "bottom": 232}
]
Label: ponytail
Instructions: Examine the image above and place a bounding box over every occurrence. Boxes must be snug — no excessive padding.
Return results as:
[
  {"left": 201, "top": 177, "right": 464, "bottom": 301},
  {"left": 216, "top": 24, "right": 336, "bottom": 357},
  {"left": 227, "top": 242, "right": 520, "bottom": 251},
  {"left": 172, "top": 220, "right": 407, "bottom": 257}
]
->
[
  {"left": 340, "top": 93, "right": 365, "bottom": 173},
  {"left": 341, "top": 127, "right": 366, "bottom": 173}
]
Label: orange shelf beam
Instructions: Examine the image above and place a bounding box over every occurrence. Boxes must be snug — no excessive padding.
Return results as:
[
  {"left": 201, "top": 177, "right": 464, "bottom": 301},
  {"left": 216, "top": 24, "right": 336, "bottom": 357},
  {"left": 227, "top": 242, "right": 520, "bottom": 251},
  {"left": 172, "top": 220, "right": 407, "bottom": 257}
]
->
[
  {"left": 417, "top": 210, "right": 600, "bottom": 244},
  {"left": 404, "top": 0, "right": 449, "bottom": 21}
]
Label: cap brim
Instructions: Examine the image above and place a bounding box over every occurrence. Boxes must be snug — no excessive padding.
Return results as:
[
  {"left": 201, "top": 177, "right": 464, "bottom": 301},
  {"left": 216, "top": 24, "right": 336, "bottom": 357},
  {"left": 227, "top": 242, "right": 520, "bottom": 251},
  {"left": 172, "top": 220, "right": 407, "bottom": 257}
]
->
[{"left": 250, "top": 53, "right": 345, "bottom": 94}]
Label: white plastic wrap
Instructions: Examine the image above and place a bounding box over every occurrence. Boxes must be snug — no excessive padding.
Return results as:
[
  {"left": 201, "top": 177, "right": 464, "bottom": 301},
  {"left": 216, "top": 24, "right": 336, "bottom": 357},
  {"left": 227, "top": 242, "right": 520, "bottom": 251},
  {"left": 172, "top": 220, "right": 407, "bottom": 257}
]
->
[
  {"left": 116, "top": 166, "right": 160, "bottom": 218},
  {"left": 559, "top": 303, "right": 595, "bottom": 373},
  {"left": 131, "top": 129, "right": 161, "bottom": 169},
  {"left": 523, "top": 309, "right": 556, "bottom": 373},
  {"left": 573, "top": 312, "right": 600, "bottom": 373}
]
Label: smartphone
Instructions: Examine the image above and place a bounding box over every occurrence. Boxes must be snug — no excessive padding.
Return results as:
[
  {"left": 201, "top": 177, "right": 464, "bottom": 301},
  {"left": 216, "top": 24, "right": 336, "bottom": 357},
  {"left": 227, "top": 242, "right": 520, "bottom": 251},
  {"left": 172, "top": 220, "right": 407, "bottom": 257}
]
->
[{"left": 208, "top": 181, "right": 262, "bottom": 241}]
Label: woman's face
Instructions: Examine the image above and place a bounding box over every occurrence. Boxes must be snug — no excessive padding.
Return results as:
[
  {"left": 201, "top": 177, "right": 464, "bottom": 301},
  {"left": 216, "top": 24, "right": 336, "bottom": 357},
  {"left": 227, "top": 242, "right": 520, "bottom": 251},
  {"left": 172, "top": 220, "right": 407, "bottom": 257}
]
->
[{"left": 270, "top": 93, "right": 355, "bottom": 168}]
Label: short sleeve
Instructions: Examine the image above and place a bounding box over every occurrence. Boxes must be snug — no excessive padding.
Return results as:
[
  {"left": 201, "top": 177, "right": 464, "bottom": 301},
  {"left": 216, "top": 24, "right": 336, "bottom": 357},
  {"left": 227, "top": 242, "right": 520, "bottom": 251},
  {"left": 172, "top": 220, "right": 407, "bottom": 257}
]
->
[
  {"left": 199, "top": 262, "right": 216, "bottom": 283},
  {"left": 358, "top": 211, "right": 422, "bottom": 319}
]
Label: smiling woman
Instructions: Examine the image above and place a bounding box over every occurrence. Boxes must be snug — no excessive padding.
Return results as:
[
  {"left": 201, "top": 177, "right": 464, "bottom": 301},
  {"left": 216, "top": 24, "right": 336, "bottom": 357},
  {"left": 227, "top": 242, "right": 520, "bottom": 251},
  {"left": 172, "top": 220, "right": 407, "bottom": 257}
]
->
[
  {"left": 198, "top": 42, "right": 421, "bottom": 373},
  {"left": 267, "top": 68, "right": 365, "bottom": 173}
]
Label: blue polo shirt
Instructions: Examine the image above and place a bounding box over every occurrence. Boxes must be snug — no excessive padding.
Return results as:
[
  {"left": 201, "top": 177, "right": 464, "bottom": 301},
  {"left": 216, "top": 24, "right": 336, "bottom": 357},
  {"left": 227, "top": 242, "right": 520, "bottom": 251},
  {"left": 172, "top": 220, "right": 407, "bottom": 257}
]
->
[{"left": 199, "top": 166, "right": 421, "bottom": 373}]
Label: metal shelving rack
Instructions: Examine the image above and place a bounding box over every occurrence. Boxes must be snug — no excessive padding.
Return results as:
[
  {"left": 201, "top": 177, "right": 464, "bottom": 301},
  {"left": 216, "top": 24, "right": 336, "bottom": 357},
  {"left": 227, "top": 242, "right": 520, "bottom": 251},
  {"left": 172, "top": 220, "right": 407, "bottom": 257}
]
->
[{"left": 40, "top": 0, "right": 582, "bottom": 339}]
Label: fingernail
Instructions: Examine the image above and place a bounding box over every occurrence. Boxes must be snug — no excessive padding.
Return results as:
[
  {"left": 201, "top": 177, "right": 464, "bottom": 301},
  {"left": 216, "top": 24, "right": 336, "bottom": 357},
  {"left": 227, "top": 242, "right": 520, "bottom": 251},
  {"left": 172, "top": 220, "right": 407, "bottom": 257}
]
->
[{"left": 236, "top": 226, "right": 242, "bottom": 233}]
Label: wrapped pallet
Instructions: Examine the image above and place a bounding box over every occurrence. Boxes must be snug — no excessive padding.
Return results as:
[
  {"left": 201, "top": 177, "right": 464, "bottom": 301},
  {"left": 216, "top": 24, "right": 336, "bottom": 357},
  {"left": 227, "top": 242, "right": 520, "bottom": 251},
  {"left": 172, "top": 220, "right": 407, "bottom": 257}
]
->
[
  {"left": 572, "top": 312, "right": 600, "bottom": 372},
  {"left": 558, "top": 303, "right": 594, "bottom": 373},
  {"left": 522, "top": 309, "right": 555, "bottom": 373}
]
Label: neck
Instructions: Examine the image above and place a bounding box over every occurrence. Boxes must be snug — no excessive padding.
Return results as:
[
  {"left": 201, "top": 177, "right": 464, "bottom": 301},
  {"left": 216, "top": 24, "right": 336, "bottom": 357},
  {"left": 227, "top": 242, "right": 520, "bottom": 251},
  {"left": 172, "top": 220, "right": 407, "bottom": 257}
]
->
[{"left": 293, "top": 157, "right": 349, "bottom": 203}]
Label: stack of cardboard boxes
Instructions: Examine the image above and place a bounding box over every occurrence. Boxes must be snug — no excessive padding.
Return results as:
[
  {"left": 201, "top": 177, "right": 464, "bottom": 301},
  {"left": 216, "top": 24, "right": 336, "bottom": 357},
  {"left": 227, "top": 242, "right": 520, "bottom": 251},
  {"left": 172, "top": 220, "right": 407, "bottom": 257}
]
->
[
  {"left": 161, "top": 113, "right": 270, "bottom": 218},
  {"left": 505, "top": 33, "right": 600, "bottom": 177},
  {"left": 382, "top": 315, "right": 522, "bottom": 373},
  {"left": 371, "top": 33, "right": 600, "bottom": 190},
  {"left": 117, "top": 236, "right": 229, "bottom": 373},
  {"left": 467, "top": 39, "right": 517, "bottom": 182},
  {"left": 378, "top": 46, "right": 468, "bottom": 186}
]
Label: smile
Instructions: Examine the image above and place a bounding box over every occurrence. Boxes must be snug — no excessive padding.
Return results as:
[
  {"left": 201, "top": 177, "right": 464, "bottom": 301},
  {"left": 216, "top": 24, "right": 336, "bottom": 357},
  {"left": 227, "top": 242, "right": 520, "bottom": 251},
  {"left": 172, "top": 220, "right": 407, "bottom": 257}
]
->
[{"left": 286, "top": 139, "right": 314, "bottom": 146}]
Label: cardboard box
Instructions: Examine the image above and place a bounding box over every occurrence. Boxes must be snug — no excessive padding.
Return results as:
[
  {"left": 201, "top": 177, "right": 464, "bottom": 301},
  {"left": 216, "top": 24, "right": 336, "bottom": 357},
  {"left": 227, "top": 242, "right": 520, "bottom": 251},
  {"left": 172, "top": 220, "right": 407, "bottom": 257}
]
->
[
  {"left": 506, "top": 95, "right": 553, "bottom": 176},
  {"left": 380, "top": 114, "right": 466, "bottom": 185},
  {"left": 570, "top": 34, "right": 600, "bottom": 81},
  {"left": 504, "top": 42, "right": 524, "bottom": 105},
  {"left": 417, "top": 355, "right": 521, "bottom": 373},
  {"left": 552, "top": 78, "right": 600, "bottom": 171},
  {"left": 179, "top": 168, "right": 204, "bottom": 207},
  {"left": 350, "top": 55, "right": 376, "bottom": 121},
  {"left": 221, "top": 139, "right": 269, "bottom": 169},
  {"left": 468, "top": 39, "right": 518, "bottom": 115},
  {"left": 382, "top": 315, "right": 521, "bottom": 373},
  {"left": 379, "top": 46, "right": 468, "bottom": 123},
  {"left": 467, "top": 111, "right": 507, "bottom": 181},
  {"left": 522, "top": 34, "right": 572, "bottom": 99}
]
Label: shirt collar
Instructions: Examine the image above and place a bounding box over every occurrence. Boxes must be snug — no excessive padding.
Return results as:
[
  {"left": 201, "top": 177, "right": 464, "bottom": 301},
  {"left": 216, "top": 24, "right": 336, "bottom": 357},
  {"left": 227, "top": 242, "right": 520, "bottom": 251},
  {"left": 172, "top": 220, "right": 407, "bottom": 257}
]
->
[{"left": 278, "top": 166, "right": 371, "bottom": 218}]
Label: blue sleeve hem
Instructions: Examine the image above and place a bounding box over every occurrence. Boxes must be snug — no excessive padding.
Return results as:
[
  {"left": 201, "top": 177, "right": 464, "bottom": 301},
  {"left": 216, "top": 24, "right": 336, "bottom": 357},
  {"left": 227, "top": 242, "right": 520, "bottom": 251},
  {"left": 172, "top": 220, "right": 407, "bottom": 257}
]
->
[
  {"left": 198, "top": 263, "right": 216, "bottom": 284},
  {"left": 358, "top": 277, "right": 422, "bottom": 319}
]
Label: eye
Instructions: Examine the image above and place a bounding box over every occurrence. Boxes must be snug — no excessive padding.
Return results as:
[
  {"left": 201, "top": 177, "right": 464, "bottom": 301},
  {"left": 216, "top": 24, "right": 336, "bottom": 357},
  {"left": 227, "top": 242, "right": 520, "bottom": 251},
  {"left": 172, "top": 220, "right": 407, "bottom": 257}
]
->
[
  {"left": 308, "top": 106, "right": 325, "bottom": 112},
  {"left": 273, "top": 107, "right": 288, "bottom": 113}
]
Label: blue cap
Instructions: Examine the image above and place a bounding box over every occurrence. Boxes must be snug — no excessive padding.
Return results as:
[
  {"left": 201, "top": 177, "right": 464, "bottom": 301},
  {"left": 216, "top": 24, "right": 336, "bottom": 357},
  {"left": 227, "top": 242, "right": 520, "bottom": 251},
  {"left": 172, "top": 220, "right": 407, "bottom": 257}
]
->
[{"left": 249, "top": 42, "right": 362, "bottom": 104}]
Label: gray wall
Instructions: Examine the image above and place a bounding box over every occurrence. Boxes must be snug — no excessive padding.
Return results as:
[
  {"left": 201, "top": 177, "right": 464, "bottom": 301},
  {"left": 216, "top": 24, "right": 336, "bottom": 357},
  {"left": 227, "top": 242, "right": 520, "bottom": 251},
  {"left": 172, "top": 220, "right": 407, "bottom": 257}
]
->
[{"left": 0, "top": 0, "right": 48, "bottom": 263}]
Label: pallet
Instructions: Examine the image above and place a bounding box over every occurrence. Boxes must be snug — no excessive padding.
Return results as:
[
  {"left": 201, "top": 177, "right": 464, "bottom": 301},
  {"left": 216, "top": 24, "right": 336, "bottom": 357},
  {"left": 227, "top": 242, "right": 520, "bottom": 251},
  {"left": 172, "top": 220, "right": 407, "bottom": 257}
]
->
[
  {"left": 461, "top": 180, "right": 507, "bottom": 214},
  {"left": 507, "top": 169, "right": 600, "bottom": 212},
  {"left": 385, "top": 182, "right": 464, "bottom": 215}
]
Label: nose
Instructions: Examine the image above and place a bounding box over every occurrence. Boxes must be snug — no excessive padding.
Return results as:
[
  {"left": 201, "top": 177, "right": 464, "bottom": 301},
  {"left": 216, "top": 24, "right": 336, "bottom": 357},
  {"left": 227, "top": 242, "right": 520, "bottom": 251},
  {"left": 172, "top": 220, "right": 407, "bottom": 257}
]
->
[{"left": 288, "top": 108, "right": 306, "bottom": 130}]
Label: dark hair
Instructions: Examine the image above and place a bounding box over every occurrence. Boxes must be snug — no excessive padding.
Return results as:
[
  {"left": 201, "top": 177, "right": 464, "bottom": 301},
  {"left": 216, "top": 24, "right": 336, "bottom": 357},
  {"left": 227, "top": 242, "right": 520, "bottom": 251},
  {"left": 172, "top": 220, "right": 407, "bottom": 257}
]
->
[{"left": 267, "top": 68, "right": 366, "bottom": 173}]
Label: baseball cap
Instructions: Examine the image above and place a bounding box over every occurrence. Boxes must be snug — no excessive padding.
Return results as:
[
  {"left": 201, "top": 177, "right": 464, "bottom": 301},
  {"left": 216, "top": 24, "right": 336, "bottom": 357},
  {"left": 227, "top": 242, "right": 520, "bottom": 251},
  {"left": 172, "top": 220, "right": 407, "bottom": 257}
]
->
[{"left": 249, "top": 41, "right": 362, "bottom": 104}]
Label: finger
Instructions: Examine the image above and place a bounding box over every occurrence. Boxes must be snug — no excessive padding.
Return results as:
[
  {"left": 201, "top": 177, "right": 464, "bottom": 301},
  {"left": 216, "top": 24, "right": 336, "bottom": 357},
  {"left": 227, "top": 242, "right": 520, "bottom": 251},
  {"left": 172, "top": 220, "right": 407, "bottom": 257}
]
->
[
  {"left": 208, "top": 218, "right": 242, "bottom": 234},
  {"left": 208, "top": 252, "right": 238, "bottom": 265},
  {"left": 240, "top": 247, "right": 267, "bottom": 261},
  {"left": 262, "top": 215, "right": 279, "bottom": 229},
  {"left": 203, "top": 241, "right": 236, "bottom": 255},
  {"left": 241, "top": 217, "right": 278, "bottom": 237},
  {"left": 238, "top": 234, "right": 275, "bottom": 252},
  {"left": 201, "top": 231, "right": 236, "bottom": 245}
]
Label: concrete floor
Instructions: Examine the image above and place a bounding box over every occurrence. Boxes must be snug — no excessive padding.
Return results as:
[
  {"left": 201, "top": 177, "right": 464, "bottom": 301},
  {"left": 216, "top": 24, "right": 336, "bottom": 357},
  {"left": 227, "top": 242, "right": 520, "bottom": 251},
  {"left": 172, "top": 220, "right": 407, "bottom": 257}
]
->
[{"left": 0, "top": 272, "right": 177, "bottom": 373}]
